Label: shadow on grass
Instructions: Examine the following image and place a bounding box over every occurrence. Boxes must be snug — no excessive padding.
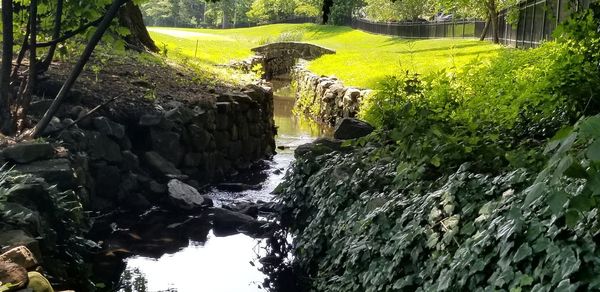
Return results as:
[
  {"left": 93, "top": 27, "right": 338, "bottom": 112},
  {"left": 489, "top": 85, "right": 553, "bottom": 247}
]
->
[{"left": 303, "top": 25, "right": 355, "bottom": 41}]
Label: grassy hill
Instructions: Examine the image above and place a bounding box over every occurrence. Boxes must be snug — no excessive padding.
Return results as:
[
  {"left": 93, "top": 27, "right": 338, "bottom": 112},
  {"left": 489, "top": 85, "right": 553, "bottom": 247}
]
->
[{"left": 148, "top": 24, "right": 502, "bottom": 89}]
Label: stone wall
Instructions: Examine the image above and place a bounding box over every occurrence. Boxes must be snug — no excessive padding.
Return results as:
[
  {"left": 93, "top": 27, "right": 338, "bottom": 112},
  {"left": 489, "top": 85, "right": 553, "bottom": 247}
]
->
[
  {"left": 10, "top": 83, "right": 276, "bottom": 212},
  {"left": 291, "top": 63, "right": 371, "bottom": 126}
]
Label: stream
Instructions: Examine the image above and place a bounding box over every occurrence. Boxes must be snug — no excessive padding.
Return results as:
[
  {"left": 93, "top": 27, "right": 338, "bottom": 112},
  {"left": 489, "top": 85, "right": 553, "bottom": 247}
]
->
[{"left": 110, "top": 80, "right": 328, "bottom": 292}]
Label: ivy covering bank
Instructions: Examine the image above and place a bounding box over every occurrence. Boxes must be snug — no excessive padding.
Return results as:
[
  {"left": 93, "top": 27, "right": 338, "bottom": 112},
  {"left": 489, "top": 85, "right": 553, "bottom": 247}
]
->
[{"left": 275, "top": 7, "right": 600, "bottom": 292}]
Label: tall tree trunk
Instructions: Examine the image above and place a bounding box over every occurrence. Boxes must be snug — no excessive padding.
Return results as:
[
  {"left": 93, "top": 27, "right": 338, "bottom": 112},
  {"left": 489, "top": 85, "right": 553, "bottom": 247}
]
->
[
  {"left": 1, "top": 0, "right": 15, "bottom": 134},
  {"left": 17, "top": 0, "right": 38, "bottom": 130},
  {"left": 118, "top": 2, "right": 159, "bottom": 53},
  {"left": 322, "top": 0, "right": 333, "bottom": 24},
  {"left": 31, "top": 0, "right": 129, "bottom": 138},
  {"left": 486, "top": 0, "right": 500, "bottom": 44},
  {"left": 40, "top": 0, "right": 64, "bottom": 72},
  {"left": 480, "top": 17, "right": 490, "bottom": 41}
]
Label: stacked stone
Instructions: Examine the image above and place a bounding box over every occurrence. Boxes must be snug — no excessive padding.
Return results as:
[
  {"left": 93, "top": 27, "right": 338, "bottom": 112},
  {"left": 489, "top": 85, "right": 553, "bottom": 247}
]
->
[
  {"left": 9, "top": 83, "right": 275, "bottom": 213},
  {"left": 291, "top": 64, "right": 370, "bottom": 126}
]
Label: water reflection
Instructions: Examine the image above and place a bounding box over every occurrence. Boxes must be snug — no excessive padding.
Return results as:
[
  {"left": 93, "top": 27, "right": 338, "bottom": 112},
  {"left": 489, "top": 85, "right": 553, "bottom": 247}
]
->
[{"left": 121, "top": 232, "right": 266, "bottom": 292}]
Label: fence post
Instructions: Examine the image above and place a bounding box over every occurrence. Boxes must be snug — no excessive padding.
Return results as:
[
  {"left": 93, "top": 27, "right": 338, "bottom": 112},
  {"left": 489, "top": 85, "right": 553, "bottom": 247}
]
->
[{"left": 530, "top": 0, "right": 536, "bottom": 48}]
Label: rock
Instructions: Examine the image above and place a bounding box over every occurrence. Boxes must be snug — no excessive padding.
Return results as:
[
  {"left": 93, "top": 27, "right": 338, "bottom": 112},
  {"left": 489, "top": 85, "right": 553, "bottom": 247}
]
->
[
  {"left": 217, "top": 183, "right": 261, "bottom": 192},
  {"left": 257, "top": 202, "right": 281, "bottom": 213},
  {"left": 148, "top": 180, "right": 167, "bottom": 196},
  {"left": 86, "top": 131, "right": 123, "bottom": 163},
  {"left": 223, "top": 202, "right": 259, "bottom": 218},
  {"left": 92, "top": 116, "right": 126, "bottom": 139},
  {"left": 144, "top": 151, "right": 182, "bottom": 178},
  {"left": 294, "top": 138, "right": 342, "bottom": 158},
  {"left": 2, "top": 142, "right": 54, "bottom": 163},
  {"left": 187, "top": 124, "right": 211, "bottom": 152},
  {"left": 211, "top": 207, "right": 261, "bottom": 236},
  {"left": 333, "top": 118, "right": 374, "bottom": 140},
  {"left": 167, "top": 179, "right": 207, "bottom": 210},
  {"left": 93, "top": 163, "right": 121, "bottom": 200},
  {"left": 121, "top": 192, "right": 152, "bottom": 211},
  {"left": 0, "top": 260, "right": 28, "bottom": 291},
  {"left": 12, "top": 159, "right": 75, "bottom": 189},
  {"left": 183, "top": 153, "right": 203, "bottom": 168},
  {"left": 0, "top": 246, "right": 38, "bottom": 270},
  {"left": 166, "top": 106, "right": 195, "bottom": 125},
  {"left": 139, "top": 113, "right": 163, "bottom": 127},
  {"left": 149, "top": 129, "right": 183, "bottom": 166},
  {"left": 121, "top": 150, "right": 140, "bottom": 171},
  {"left": 0, "top": 230, "right": 40, "bottom": 260},
  {"left": 42, "top": 116, "right": 62, "bottom": 135}
]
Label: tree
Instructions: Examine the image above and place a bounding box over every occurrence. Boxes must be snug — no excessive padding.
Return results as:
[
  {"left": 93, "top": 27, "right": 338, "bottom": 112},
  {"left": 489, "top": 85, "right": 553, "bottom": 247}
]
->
[
  {"left": 0, "top": 0, "right": 15, "bottom": 134},
  {"left": 365, "top": 0, "right": 433, "bottom": 22},
  {"left": 119, "top": 2, "right": 160, "bottom": 52},
  {"left": 435, "top": 0, "right": 518, "bottom": 43},
  {"left": 32, "top": 0, "right": 131, "bottom": 137},
  {"left": 0, "top": 0, "right": 143, "bottom": 136}
]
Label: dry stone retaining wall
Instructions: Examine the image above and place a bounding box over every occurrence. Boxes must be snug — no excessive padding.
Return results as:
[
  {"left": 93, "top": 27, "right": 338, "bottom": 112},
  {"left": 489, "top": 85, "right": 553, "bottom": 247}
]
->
[{"left": 291, "top": 63, "right": 371, "bottom": 126}]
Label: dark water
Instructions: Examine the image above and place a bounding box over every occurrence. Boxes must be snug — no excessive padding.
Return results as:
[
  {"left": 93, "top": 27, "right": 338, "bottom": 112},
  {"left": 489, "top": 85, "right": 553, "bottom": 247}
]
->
[{"left": 113, "top": 81, "right": 328, "bottom": 292}]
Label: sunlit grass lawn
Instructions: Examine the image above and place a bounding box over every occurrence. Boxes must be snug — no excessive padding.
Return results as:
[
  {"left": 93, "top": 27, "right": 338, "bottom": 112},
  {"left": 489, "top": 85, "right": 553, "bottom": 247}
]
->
[{"left": 148, "top": 24, "right": 503, "bottom": 89}]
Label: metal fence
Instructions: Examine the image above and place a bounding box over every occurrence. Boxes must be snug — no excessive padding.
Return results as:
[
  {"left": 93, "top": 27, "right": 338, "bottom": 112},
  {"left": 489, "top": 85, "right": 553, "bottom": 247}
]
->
[
  {"left": 350, "top": 18, "right": 488, "bottom": 39},
  {"left": 350, "top": 0, "right": 594, "bottom": 48},
  {"left": 497, "top": 0, "right": 591, "bottom": 47}
]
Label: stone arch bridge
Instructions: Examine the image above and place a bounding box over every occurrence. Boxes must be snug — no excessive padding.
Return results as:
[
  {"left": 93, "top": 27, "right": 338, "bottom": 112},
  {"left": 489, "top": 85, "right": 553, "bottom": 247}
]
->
[{"left": 250, "top": 42, "right": 336, "bottom": 79}]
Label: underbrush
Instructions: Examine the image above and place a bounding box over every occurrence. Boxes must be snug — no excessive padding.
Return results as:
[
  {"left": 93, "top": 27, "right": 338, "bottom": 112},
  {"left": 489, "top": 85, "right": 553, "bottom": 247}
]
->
[{"left": 275, "top": 7, "right": 600, "bottom": 292}]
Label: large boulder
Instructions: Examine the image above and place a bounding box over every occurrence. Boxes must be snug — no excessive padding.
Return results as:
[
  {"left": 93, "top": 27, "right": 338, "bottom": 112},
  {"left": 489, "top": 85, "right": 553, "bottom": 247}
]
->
[
  {"left": 12, "top": 159, "right": 75, "bottom": 189},
  {"left": 295, "top": 138, "right": 342, "bottom": 158},
  {"left": 2, "top": 142, "right": 54, "bottom": 164},
  {"left": 167, "top": 179, "right": 207, "bottom": 210},
  {"left": 333, "top": 118, "right": 374, "bottom": 140},
  {"left": 211, "top": 207, "right": 261, "bottom": 237},
  {"left": 0, "top": 260, "right": 28, "bottom": 291},
  {"left": 143, "top": 152, "right": 182, "bottom": 179}
]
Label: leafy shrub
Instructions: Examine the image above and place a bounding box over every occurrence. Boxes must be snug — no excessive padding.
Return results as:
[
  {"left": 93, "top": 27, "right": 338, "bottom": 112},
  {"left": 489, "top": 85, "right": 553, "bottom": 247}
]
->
[
  {"left": 0, "top": 173, "right": 97, "bottom": 290},
  {"left": 276, "top": 114, "right": 600, "bottom": 291},
  {"left": 275, "top": 6, "right": 600, "bottom": 292}
]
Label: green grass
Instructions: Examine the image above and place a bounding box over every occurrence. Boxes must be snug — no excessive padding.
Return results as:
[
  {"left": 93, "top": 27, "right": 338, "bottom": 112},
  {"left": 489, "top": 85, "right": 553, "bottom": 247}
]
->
[{"left": 149, "top": 24, "right": 503, "bottom": 89}]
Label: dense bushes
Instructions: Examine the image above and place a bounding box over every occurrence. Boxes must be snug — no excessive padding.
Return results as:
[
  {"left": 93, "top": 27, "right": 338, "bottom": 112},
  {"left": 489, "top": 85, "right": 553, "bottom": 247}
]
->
[
  {"left": 278, "top": 115, "right": 600, "bottom": 291},
  {"left": 360, "top": 9, "right": 600, "bottom": 173},
  {"left": 275, "top": 6, "right": 600, "bottom": 292}
]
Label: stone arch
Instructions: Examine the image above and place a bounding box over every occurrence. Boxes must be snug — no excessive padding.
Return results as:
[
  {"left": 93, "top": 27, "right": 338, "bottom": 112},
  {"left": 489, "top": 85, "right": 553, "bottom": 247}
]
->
[{"left": 251, "top": 42, "right": 336, "bottom": 79}]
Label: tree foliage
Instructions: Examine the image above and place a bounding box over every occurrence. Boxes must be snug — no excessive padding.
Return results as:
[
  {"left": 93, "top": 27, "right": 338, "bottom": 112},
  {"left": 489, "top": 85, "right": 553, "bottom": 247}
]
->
[
  {"left": 364, "top": 0, "right": 434, "bottom": 22},
  {"left": 0, "top": 0, "right": 149, "bottom": 136}
]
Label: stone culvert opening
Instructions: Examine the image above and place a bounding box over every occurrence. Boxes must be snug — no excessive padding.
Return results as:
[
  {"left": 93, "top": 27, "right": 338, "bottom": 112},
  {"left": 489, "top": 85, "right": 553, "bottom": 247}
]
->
[{"left": 250, "top": 42, "right": 336, "bottom": 79}]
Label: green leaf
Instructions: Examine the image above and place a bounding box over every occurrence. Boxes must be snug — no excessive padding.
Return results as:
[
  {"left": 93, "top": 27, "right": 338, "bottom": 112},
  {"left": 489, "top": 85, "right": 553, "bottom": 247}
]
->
[
  {"left": 552, "top": 155, "right": 573, "bottom": 183},
  {"left": 579, "top": 116, "right": 600, "bottom": 138},
  {"left": 523, "top": 183, "right": 546, "bottom": 207},
  {"left": 569, "top": 194, "right": 593, "bottom": 212},
  {"left": 519, "top": 274, "right": 534, "bottom": 286},
  {"left": 547, "top": 191, "right": 568, "bottom": 215},
  {"left": 565, "top": 209, "right": 580, "bottom": 228},
  {"left": 564, "top": 161, "right": 588, "bottom": 179},
  {"left": 586, "top": 140, "right": 600, "bottom": 161},
  {"left": 513, "top": 243, "right": 532, "bottom": 263}
]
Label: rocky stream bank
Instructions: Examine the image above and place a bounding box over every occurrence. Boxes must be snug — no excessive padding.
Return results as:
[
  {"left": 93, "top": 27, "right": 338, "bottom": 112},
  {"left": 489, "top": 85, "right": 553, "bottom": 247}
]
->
[{"left": 0, "top": 55, "right": 282, "bottom": 291}]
